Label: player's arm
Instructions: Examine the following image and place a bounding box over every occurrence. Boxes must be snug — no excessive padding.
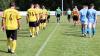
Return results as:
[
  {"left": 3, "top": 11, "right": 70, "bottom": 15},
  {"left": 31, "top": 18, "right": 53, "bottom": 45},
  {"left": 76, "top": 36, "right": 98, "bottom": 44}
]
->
[
  {"left": 39, "top": 11, "right": 42, "bottom": 20},
  {"left": 1, "top": 17, "right": 6, "bottom": 31},
  {"left": 17, "top": 19, "right": 20, "bottom": 30},
  {"left": 1, "top": 12, "right": 6, "bottom": 31},
  {"left": 26, "top": 14, "right": 29, "bottom": 23},
  {"left": 77, "top": 11, "right": 80, "bottom": 20},
  {"left": 26, "top": 10, "right": 29, "bottom": 23},
  {"left": 71, "top": 11, "right": 73, "bottom": 16},
  {"left": 45, "top": 10, "right": 48, "bottom": 19},
  {"left": 17, "top": 12, "right": 21, "bottom": 30},
  {"left": 95, "top": 10, "right": 97, "bottom": 23}
]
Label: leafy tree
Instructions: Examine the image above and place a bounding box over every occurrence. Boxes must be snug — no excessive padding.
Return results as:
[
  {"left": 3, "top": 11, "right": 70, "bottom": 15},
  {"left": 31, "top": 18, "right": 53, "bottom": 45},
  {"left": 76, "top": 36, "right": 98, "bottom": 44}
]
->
[{"left": 0, "top": 0, "right": 15, "bottom": 10}]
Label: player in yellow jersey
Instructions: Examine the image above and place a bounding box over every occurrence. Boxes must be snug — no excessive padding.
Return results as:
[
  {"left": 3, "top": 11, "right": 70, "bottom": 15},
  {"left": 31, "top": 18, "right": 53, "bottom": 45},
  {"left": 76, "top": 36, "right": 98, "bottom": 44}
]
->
[
  {"left": 35, "top": 4, "right": 42, "bottom": 35},
  {"left": 1, "top": 2, "right": 21, "bottom": 54},
  {"left": 40, "top": 6, "right": 48, "bottom": 29},
  {"left": 26, "top": 4, "right": 37, "bottom": 37}
]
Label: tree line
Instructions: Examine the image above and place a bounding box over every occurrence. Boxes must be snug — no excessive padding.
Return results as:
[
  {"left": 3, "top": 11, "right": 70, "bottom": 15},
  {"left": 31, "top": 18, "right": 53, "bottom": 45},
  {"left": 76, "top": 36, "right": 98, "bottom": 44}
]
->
[{"left": 0, "top": 0, "right": 100, "bottom": 11}]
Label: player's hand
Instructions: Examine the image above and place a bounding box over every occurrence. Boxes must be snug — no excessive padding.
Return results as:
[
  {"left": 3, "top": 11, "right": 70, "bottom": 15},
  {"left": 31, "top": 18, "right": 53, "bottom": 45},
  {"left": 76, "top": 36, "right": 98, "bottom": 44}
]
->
[
  {"left": 1, "top": 26, "right": 6, "bottom": 32},
  {"left": 18, "top": 27, "right": 21, "bottom": 30}
]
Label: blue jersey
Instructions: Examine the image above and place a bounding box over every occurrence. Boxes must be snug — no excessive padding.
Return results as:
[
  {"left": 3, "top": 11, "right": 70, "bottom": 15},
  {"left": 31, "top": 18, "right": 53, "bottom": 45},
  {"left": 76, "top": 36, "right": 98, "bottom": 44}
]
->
[
  {"left": 80, "top": 8, "right": 88, "bottom": 21},
  {"left": 87, "top": 9, "right": 96, "bottom": 23},
  {"left": 80, "top": 8, "right": 88, "bottom": 23}
]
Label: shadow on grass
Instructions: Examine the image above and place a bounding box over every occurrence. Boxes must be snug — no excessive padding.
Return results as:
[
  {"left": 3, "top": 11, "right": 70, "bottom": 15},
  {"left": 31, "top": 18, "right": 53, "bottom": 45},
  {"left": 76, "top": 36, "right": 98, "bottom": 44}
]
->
[
  {"left": 62, "top": 31, "right": 81, "bottom": 37},
  {"left": 18, "top": 31, "right": 29, "bottom": 34},
  {"left": 17, "top": 28, "right": 30, "bottom": 38},
  {"left": 18, "top": 34, "right": 29, "bottom": 38},
  {"left": 0, "top": 50, "right": 7, "bottom": 53},
  {"left": 0, "top": 40, "right": 6, "bottom": 42}
]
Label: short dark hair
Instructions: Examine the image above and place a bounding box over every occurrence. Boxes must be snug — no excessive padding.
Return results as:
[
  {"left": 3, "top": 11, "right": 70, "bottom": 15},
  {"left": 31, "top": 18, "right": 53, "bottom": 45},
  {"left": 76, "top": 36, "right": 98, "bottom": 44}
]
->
[
  {"left": 90, "top": 4, "right": 94, "bottom": 8},
  {"left": 10, "top": 2, "right": 16, "bottom": 7}
]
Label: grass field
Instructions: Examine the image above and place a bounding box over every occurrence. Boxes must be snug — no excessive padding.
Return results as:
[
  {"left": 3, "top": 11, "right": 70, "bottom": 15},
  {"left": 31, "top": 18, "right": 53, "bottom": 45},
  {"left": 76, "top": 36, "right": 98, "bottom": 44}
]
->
[{"left": 0, "top": 16, "right": 100, "bottom": 56}]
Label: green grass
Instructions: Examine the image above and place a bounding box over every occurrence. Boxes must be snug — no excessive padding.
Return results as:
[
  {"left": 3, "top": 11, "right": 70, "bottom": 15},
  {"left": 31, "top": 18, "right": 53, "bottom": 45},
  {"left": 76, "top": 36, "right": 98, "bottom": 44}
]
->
[{"left": 0, "top": 16, "right": 100, "bottom": 56}]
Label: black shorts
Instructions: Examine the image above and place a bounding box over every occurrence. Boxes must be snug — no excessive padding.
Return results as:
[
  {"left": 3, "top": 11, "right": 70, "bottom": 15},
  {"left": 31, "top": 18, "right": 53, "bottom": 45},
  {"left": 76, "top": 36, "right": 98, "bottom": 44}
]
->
[
  {"left": 6, "top": 30, "right": 17, "bottom": 40},
  {"left": 56, "top": 14, "right": 60, "bottom": 17},
  {"left": 68, "top": 15, "right": 71, "bottom": 19},
  {"left": 40, "top": 19, "right": 46, "bottom": 23},
  {"left": 47, "top": 15, "right": 50, "bottom": 19},
  {"left": 73, "top": 15, "right": 78, "bottom": 21},
  {"left": 36, "top": 20, "right": 40, "bottom": 26},
  {"left": 29, "top": 22, "right": 37, "bottom": 27}
]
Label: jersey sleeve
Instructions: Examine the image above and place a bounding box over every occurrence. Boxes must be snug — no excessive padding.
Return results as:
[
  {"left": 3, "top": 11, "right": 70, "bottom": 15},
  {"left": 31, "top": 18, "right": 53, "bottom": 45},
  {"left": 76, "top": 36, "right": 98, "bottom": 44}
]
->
[{"left": 2, "top": 10, "right": 6, "bottom": 18}]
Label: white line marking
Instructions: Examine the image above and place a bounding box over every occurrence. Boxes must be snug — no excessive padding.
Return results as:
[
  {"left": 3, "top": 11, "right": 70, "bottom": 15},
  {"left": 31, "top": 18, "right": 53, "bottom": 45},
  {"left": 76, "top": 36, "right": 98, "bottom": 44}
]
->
[{"left": 35, "top": 23, "right": 59, "bottom": 56}]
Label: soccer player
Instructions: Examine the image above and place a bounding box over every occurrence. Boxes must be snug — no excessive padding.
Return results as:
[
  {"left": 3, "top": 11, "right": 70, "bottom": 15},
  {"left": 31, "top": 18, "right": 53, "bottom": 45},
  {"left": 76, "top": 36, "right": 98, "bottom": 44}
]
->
[
  {"left": 47, "top": 9, "right": 50, "bottom": 23},
  {"left": 80, "top": 5, "right": 88, "bottom": 36},
  {"left": 1, "top": 2, "right": 21, "bottom": 54},
  {"left": 87, "top": 4, "right": 97, "bottom": 37},
  {"left": 35, "top": 4, "right": 42, "bottom": 35},
  {"left": 26, "top": 3, "right": 37, "bottom": 37},
  {"left": 41, "top": 6, "right": 48, "bottom": 29},
  {"left": 72, "top": 6, "right": 79, "bottom": 26},
  {"left": 55, "top": 7, "right": 61, "bottom": 23},
  {"left": 66, "top": 8, "right": 71, "bottom": 22}
]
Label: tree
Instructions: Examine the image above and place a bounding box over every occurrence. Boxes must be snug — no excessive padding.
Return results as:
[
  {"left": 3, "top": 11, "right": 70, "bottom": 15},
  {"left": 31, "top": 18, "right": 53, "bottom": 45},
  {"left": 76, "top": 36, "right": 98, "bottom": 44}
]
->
[
  {"left": 0, "top": 0, "right": 100, "bottom": 11},
  {"left": 0, "top": 0, "right": 15, "bottom": 10}
]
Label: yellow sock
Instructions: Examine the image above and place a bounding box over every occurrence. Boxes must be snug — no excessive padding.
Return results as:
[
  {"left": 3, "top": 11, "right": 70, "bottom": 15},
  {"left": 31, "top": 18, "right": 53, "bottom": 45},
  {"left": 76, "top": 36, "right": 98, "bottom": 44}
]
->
[
  {"left": 44, "top": 23, "right": 47, "bottom": 28},
  {"left": 12, "top": 40, "right": 16, "bottom": 52},
  {"left": 29, "top": 27, "right": 32, "bottom": 35},
  {"left": 36, "top": 26, "right": 39, "bottom": 34},
  {"left": 7, "top": 39, "right": 11, "bottom": 49},
  {"left": 32, "top": 27, "right": 35, "bottom": 37},
  {"left": 42, "top": 23, "right": 44, "bottom": 29},
  {"left": 7, "top": 38, "right": 12, "bottom": 49},
  {"left": 39, "top": 23, "right": 42, "bottom": 30}
]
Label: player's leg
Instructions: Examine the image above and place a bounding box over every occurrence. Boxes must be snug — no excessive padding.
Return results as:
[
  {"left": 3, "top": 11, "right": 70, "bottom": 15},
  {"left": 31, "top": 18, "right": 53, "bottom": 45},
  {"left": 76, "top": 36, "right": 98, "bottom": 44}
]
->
[
  {"left": 11, "top": 30, "right": 17, "bottom": 54},
  {"left": 32, "top": 22, "right": 36, "bottom": 37},
  {"left": 73, "top": 16, "right": 76, "bottom": 26},
  {"left": 57, "top": 17, "right": 59, "bottom": 23},
  {"left": 6, "top": 30, "right": 12, "bottom": 53},
  {"left": 88, "top": 22, "right": 92, "bottom": 37},
  {"left": 39, "top": 19, "right": 43, "bottom": 30},
  {"left": 68, "top": 15, "right": 70, "bottom": 22},
  {"left": 36, "top": 20, "right": 40, "bottom": 35},
  {"left": 30, "top": 27, "right": 33, "bottom": 36},
  {"left": 56, "top": 14, "right": 59, "bottom": 23},
  {"left": 39, "top": 19, "right": 42, "bottom": 30},
  {"left": 92, "top": 23, "right": 96, "bottom": 36},
  {"left": 47, "top": 15, "right": 50, "bottom": 23},
  {"left": 59, "top": 14, "right": 60, "bottom": 23},
  {"left": 43, "top": 19, "right": 47, "bottom": 29},
  {"left": 84, "top": 20, "right": 88, "bottom": 36},
  {"left": 75, "top": 16, "right": 79, "bottom": 26},
  {"left": 81, "top": 24, "right": 85, "bottom": 36},
  {"left": 84, "top": 24, "right": 88, "bottom": 36},
  {"left": 29, "top": 22, "right": 33, "bottom": 37}
]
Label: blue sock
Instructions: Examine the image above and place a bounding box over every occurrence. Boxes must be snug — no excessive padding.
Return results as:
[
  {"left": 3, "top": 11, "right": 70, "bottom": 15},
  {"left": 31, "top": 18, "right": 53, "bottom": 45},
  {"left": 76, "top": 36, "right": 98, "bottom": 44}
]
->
[
  {"left": 87, "top": 27, "right": 89, "bottom": 34},
  {"left": 88, "top": 28, "right": 92, "bottom": 36},
  {"left": 81, "top": 28, "right": 84, "bottom": 34},
  {"left": 85, "top": 28, "right": 87, "bottom": 34},
  {"left": 92, "top": 28, "right": 96, "bottom": 35}
]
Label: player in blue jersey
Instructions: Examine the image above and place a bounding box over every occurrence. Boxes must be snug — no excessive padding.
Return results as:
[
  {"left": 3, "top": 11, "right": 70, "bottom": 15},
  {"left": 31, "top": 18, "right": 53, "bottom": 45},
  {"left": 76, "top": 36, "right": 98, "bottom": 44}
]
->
[
  {"left": 80, "top": 5, "right": 88, "bottom": 37},
  {"left": 87, "top": 4, "right": 97, "bottom": 37}
]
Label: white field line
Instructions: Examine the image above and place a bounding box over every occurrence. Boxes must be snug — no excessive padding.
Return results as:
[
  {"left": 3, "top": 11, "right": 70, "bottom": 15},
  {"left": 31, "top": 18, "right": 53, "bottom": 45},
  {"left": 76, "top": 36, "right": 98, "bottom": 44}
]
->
[{"left": 35, "top": 23, "right": 59, "bottom": 56}]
